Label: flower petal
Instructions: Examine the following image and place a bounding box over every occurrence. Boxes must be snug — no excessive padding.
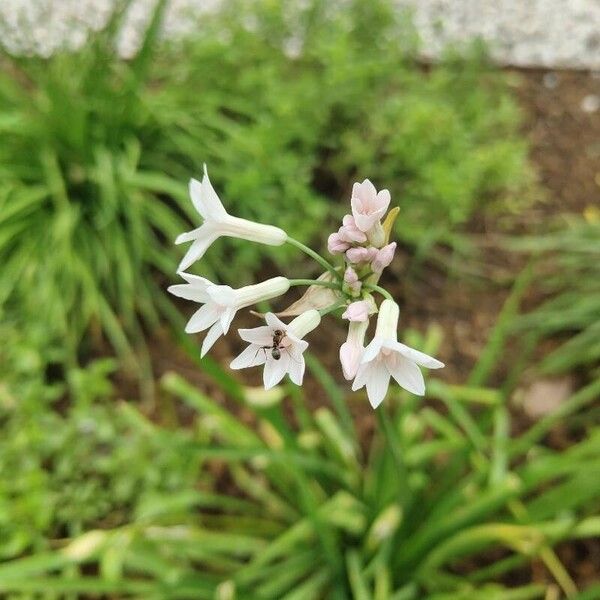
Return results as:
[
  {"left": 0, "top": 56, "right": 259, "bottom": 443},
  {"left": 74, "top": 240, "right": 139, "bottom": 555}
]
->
[
  {"left": 200, "top": 167, "right": 228, "bottom": 220},
  {"left": 230, "top": 344, "right": 267, "bottom": 370},
  {"left": 189, "top": 171, "right": 227, "bottom": 221},
  {"left": 178, "top": 230, "right": 218, "bottom": 271},
  {"left": 201, "top": 321, "right": 224, "bottom": 357},
  {"left": 263, "top": 354, "right": 290, "bottom": 390},
  {"left": 185, "top": 303, "right": 220, "bottom": 333},
  {"left": 388, "top": 355, "right": 425, "bottom": 396},
  {"left": 389, "top": 341, "right": 444, "bottom": 369},
  {"left": 351, "top": 363, "right": 370, "bottom": 391},
  {"left": 287, "top": 350, "right": 305, "bottom": 386},
  {"left": 365, "top": 363, "right": 390, "bottom": 408},
  {"left": 265, "top": 313, "right": 288, "bottom": 331},
  {"left": 167, "top": 283, "right": 210, "bottom": 303},
  {"left": 362, "top": 337, "right": 384, "bottom": 364},
  {"left": 175, "top": 226, "right": 202, "bottom": 245},
  {"left": 376, "top": 189, "right": 391, "bottom": 212},
  {"left": 220, "top": 307, "right": 237, "bottom": 334},
  {"left": 238, "top": 326, "right": 273, "bottom": 346}
]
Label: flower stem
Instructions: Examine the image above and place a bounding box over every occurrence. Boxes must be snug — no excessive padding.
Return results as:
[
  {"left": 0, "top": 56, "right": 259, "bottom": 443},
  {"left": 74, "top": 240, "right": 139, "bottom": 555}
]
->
[
  {"left": 289, "top": 278, "right": 341, "bottom": 291},
  {"left": 286, "top": 237, "right": 342, "bottom": 281},
  {"left": 319, "top": 300, "right": 346, "bottom": 317},
  {"left": 364, "top": 283, "right": 394, "bottom": 301}
]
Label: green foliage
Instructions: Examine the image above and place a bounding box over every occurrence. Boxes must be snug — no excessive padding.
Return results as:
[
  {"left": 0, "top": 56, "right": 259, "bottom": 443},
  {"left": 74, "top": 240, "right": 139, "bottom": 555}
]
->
[
  {"left": 0, "top": 286, "right": 597, "bottom": 598},
  {"left": 513, "top": 218, "right": 600, "bottom": 375},
  {"left": 0, "top": 335, "right": 199, "bottom": 561},
  {"left": 0, "top": 0, "right": 529, "bottom": 365}
]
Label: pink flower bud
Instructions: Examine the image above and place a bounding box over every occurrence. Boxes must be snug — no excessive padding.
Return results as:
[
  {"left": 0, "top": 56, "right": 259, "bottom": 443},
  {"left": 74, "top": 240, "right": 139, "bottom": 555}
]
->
[
  {"left": 342, "top": 300, "right": 370, "bottom": 322},
  {"left": 346, "top": 246, "right": 378, "bottom": 264},
  {"left": 328, "top": 232, "right": 350, "bottom": 254},
  {"left": 344, "top": 266, "right": 359, "bottom": 285},
  {"left": 338, "top": 215, "right": 367, "bottom": 243},
  {"left": 371, "top": 242, "right": 397, "bottom": 274},
  {"left": 343, "top": 266, "right": 361, "bottom": 295}
]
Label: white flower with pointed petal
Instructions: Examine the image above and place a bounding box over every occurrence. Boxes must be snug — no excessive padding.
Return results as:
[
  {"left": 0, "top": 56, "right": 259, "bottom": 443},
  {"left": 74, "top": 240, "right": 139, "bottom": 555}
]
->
[
  {"left": 352, "top": 299, "right": 444, "bottom": 408},
  {"left": 231, "top": 310, "right": 321, "bottom": 390},
  {"left": 176, "top": 165, "right": 288, "bottom": 271},
  {"left": 168, "top": 274, "right": 290, "bottom": 357}
]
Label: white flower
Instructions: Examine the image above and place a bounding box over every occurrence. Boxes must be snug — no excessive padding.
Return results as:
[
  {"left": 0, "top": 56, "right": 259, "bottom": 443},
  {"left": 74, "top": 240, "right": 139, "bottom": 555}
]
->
[
  {"left": 176, "top": 166, "right": 288, "bottom": 271},
  {"left": 352, "top": 299, "right": 444, "bottom": 408},
  {"left": 230, "top": 310, "right": 321, "bottom": 390},
  {"left": 339, "top": 320, "right": 369, "bottom": 380},
  {"left": 350, "top": 179, "right": 391, "bottom": 233},
  {"left": 168, "top": 274, "right": 290, "bottom": 357}
]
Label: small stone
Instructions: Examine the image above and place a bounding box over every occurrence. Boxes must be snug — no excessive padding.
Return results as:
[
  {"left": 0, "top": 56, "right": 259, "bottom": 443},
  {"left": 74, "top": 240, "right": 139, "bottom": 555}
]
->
[
  {"left": 581, "top": 94, "right": 600, "bottom": 113},
  {"left": 521, "top": 377, "right": 573, "bottom": 419}
]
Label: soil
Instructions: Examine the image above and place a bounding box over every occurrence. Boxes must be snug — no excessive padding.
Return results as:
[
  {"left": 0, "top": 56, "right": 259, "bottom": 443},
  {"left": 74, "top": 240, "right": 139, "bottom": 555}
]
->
[{"left": 116, "top": 68, "right": 600, "bottom": 591}]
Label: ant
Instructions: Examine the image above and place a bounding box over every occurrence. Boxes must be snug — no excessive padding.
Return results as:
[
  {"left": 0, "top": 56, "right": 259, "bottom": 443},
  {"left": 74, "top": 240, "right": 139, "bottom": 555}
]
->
[{"left": 265, "top": 329, "right": 286, "bottom": 360}]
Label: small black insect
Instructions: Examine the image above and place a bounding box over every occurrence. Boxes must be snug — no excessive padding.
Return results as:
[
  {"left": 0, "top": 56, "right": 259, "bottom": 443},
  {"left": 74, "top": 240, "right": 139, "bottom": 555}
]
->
[{"left": 269, "top": 329, "right": 285, "bottom": 360}]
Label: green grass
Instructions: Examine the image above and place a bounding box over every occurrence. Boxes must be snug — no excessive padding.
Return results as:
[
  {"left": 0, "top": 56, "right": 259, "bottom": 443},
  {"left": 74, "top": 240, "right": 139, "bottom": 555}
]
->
[
  {"left": 0, "top": 279, "right": 598, "bottom": 598},
  {"left": 0, "top": 0, "right": 530, "bottom": 371},
  {"left": 513, "top": 218, "right": 600, "bottom": 375}
]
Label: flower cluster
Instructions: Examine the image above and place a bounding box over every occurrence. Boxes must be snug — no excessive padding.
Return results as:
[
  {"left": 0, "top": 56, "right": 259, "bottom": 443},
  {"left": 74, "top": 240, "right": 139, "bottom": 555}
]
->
[{"left": 170, "top": 167, "right": 443, "bottom": 408}]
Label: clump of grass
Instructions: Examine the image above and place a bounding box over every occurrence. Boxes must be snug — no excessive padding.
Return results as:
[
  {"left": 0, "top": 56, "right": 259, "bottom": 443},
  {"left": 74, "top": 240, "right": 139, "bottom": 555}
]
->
[
  {"left": 513, "top": 218, "right": 600, "bottom": 375},
  {"left": 1, "top": 283, "right": 597, "bottom": 598}
]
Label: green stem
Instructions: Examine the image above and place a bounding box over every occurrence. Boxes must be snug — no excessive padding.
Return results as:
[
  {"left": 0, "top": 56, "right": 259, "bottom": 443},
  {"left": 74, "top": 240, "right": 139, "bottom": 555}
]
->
[
  {"left": 287, "top": 237, "right": 342, "bottom": 281},
  {"left": 365, "top": 283, "right": 394, "bottom": 301},
  {"left": 319, "top": 300, "right": 346, "bottom": 317},
  {"left": 289, "top": 278, "right": 341, "bottom": 291}
]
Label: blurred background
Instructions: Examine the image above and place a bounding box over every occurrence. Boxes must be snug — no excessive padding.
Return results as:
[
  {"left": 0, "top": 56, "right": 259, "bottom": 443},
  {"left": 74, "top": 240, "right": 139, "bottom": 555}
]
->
[{"left": 0, "top": 1, "right": 598, "bottom": 598}]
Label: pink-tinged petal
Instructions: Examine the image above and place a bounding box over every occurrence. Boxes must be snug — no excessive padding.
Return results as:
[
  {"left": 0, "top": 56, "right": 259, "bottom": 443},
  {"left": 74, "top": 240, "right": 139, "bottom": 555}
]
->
[
  {"left": 388, "top": 341, "right": 444, "bottom": 369},
  {"left": 167, "top": 283, "right": 210, "bottom": 303},
  {"left": 365, "top": 363, "right": 390, "bottom": 408},
  {"left": 287, "top": 352, "right": 305, "bottom": 386},
  {"left": 328, "top": 232, "right": 350, "bottom": 254},
  {"left": 265, "top": 313, "right": 288, "bottom": 331},
  {"left": 201, "top": 321, "right": 224, "bottom": 357},
  {"left": 388, "top": 355, "right": 425, "bottom": 396},
  {"left": 263, "top": 355, "right": 290, "bottom": 390},
  {"left": 230, "top": 344, "right": 267, "bottom": 370},
  {"left": 339, "top": 215, "right": 367, "bottom": 243},
  {"left": 177, "top": 230, "right": 218, "bottom": 271},
  {"left": 362, "top": 338, "right": 384, "bottom": 364},
  {"left": 238, "top": 326, "right": 273, "bottom": 346},
  {"left": 344, "top": 266, "right": 359, "bottom": 284},
  {"left": 346, "top": 246, "right": 378, "bottom": 264},
  {"left": 371, "top": 242, "right": 397, "bottom": 274},
  {"left": 175, "top": 226, "right": 202, "bottom": 245},
  {"left": 340, "top": 341, "right": 362, "bottom": 380},
  {"left": 342, "top": 300, "right": 370, "bottom": 322},
  {"left": 375, "top": 189, "right": 391, "bottom": 212},
  {"left": 185, "top": 303, "right": 221, "bottom": 333},
  {"left": 358, "top": 179, "right": 377, "bottom": 201}
]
